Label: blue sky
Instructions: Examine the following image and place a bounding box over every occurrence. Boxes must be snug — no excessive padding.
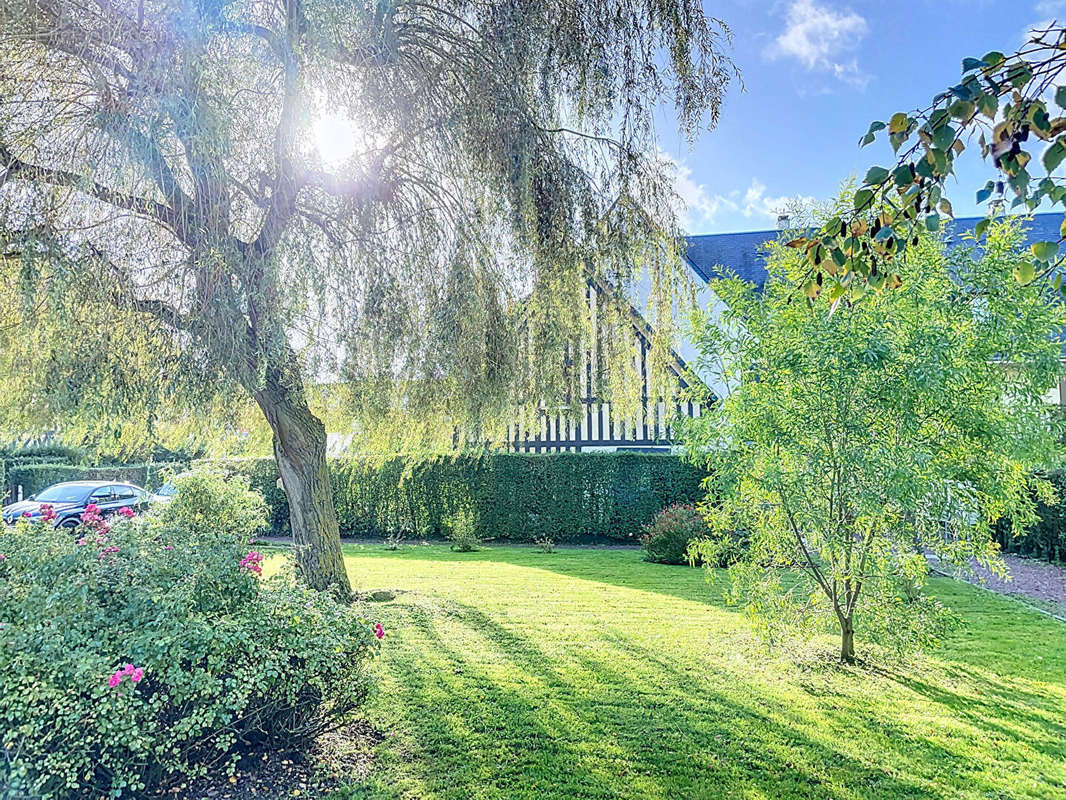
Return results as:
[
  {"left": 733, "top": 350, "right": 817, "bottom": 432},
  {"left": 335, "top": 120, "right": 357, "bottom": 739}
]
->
[{"left": 659, "top": 0, "right": 1066, "bottom": 234}]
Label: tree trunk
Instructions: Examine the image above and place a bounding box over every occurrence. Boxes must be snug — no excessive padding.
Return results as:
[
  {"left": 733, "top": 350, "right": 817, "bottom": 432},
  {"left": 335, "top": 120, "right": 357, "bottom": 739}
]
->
[
  {"left": 839, "top": 615, "right": 856, "bottom": 664},
  {"left": 253, "top": 372, "right": 352, "bottom": 599}
]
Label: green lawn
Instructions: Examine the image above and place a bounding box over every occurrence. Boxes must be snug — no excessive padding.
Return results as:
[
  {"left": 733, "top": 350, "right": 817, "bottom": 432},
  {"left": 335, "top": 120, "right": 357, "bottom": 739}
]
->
[{"left": 312, "top": 544, "right": 1066, "bottom": 800}]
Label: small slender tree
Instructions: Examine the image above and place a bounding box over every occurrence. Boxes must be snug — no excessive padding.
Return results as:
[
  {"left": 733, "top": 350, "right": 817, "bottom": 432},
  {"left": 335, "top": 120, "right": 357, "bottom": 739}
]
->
[
  {"left": 684, "top": 216, "right": 1064, "bottom": 663},
  {"left": 0, "top": 0, "right": 736, "bottom": 594}
]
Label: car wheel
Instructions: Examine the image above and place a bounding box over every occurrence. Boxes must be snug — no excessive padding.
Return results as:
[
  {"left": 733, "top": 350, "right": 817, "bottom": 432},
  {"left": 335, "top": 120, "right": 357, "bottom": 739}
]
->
[{"left": 58, "top": 518, "right": 79, "bottom": 532}]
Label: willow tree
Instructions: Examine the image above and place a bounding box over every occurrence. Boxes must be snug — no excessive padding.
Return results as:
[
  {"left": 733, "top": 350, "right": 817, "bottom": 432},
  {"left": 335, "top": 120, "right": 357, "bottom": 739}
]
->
[{"left": 0, "top": 0, "right": 734, "bottom": 594}]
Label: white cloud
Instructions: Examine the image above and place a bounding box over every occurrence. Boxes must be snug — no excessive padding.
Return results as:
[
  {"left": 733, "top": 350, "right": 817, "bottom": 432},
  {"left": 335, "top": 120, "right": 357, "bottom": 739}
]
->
[
  {"left": 1034, "top": 1, "right": 1066, "bottom": 16},
  {"left": 765, "top": 0, "right": 869, "bottom": 88},
  {"left": 662, "top": 153, "right": 816, "bottom": 232}
]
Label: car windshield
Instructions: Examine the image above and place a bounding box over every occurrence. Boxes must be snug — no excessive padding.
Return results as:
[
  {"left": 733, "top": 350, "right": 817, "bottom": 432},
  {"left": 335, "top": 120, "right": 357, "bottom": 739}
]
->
[
  {"left": 34, "top": 484, "right": 92, "bottom": 503},
  {"left": 156, "top": 483, "right": 176, "bottom": 496}
]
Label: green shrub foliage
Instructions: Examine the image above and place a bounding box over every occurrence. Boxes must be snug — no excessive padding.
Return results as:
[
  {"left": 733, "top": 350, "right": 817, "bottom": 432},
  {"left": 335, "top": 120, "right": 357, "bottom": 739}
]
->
[
  {"left": 194, "top": 457, "right": 291, "bottom": 533},
  {"left": 0, "top": 475, "right": 380, "bottom": 798},
  {"left": 447, "top": 508, "right": 480, "bottom": 551},
  {"left": 995, "top": 469, "right": 1066, "bottom": 563},
  {"left": 155, "top": 470, "right": 267, "bottom": 544},
  {"left": 641, "top": 504, "right": 706, "bottom": 565},
  {"left": 203, "top": 453, "right": 706, "bottom": 542}
]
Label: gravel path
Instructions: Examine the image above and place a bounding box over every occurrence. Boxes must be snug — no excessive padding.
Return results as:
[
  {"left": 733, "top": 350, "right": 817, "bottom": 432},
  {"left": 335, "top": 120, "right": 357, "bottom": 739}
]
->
[{"left": 942, "top": 554, "right": 1066, "bottom": 617}]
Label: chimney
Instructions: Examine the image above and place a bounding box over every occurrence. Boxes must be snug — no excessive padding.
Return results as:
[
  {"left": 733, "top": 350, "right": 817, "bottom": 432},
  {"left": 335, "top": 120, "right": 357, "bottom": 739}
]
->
[{"left": 776, "top": 214, "right": 790, "bottom": 230}]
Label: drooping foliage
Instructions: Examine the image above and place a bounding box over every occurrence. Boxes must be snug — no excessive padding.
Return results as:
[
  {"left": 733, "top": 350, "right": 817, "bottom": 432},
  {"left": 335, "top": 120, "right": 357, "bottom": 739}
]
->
[
  {"left": 684, "top": 215, "right": 1065, "bottom": 662},
  {"left": 0, "top": 0, "right": 735, "bottom": 450},
  {"left": 787, "top": 24, "right": 1066, "bottom": 301},
  {"left": 0, "top": 0, "right": 735, "bottom": 591}
]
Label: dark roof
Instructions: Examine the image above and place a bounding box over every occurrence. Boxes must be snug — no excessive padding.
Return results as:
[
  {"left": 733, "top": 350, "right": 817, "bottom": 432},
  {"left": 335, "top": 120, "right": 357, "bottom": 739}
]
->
[{"left": 683, "top": 213, "right": 1064, "bottom": 289}]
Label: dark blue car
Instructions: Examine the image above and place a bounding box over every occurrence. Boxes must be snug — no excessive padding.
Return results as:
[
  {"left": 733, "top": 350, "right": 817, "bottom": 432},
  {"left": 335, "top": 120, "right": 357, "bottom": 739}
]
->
[{"left": 1, "top": 481, "right": 149, "bottom": 529}]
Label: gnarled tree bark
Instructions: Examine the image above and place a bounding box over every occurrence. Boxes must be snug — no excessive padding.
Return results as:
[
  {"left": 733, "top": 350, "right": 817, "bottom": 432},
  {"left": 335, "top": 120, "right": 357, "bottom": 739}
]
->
[{"left": 253, "top": 368, "right": 351, "bottom": 599}]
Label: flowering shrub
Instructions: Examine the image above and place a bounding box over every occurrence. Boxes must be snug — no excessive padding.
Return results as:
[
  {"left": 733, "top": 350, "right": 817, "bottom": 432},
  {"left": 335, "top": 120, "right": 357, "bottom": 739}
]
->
[
  {"left": 239, "top": 549, "right": 264, "bottom": 575},
  {"left": 0, "top": 476, "right": 380, "bottom": 798},
  {"left": 640, "top": 504, "right": 708, "bottom": 565}
]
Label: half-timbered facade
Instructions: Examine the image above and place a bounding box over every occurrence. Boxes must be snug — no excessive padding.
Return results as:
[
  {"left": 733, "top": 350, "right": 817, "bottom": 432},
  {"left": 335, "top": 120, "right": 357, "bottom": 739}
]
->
[{"left": 504, "top": 212, "right": 1066, "bottom": 453}]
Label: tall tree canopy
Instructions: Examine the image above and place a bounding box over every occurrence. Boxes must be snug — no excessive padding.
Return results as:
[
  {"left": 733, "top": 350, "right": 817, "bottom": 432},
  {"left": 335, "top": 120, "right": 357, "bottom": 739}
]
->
[
  {"left": 685, "top": 217, "right": 1064, "bottom": 663},
  {"left": 0, "top": 0, "right": 735, "bottom": 594}
]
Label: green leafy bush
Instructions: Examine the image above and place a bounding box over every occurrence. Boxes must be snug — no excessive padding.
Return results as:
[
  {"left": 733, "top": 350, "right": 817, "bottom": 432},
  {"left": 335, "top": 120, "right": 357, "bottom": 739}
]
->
[
  {"left": 210, "top": 453, "right": 707, "bottom": 542},
  {"left": 640, "top": 504, "right": 707, "bottom": 565},
  {"left": 447, "top": 508, "right": 480, "bottom": 552},
  {"left": 154, "top": 470, "right": 267, "bottom": 543},
  {"left": 0, "top": 478, "right": 380, "bottom": 798},
  {"left": 194, "top": 456, "right": 290, "bottom": 533}
]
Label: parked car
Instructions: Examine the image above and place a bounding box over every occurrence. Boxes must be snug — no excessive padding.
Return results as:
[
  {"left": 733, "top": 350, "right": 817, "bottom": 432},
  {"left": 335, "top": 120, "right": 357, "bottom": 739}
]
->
[
  {"left": 1, "top": 481, "right": 150, "bottom": 529},
  {"left": 151, "top": 481, "right": 177, "bottom": 505},
  {"left": 150, "top": 472, "right": 192, "bottom": 505}
]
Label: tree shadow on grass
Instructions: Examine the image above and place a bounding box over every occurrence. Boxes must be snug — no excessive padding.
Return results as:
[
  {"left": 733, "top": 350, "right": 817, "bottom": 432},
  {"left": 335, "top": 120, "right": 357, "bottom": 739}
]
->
[
  {"left": 344, "top": 598, "right": 957, "bottom": 800},
  {"left": 342, "top": 546, "right": 1066, "bottom": 799}
]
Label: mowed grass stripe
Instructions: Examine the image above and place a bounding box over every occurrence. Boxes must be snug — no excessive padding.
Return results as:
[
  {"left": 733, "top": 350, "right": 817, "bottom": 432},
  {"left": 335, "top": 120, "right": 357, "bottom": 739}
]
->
[{"left": 284, "top": 545, "right": 1066, "bottom": 800}]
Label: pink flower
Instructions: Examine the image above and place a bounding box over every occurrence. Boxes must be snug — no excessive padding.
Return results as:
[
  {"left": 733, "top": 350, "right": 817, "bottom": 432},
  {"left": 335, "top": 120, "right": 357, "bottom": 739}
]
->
[
  {"left": 374, "top": 623, "right": 385, "bottom": 640},
  {"left": 77, "top": 537, "right": 87, "bottom": 546},
  {"left": 117, "top": 506, "right": 135, "bottom": 519},
  {"left": 239, "top": 551, "right": 264, "bottom": 576},
  {"left": 21, "top": 511, "right": 31, "bottom": 519},
  {"left": 164, "top": 545, "right": 173, "bottom": 551},
  {"left": 0, "top": 554, "right": 5, "bottom": 561},
  {"left": 39, "top": 503, "right": 57, "bottom": 523},
  {"left": 108, "top": 663, "right": 144, "bottom": 688}
]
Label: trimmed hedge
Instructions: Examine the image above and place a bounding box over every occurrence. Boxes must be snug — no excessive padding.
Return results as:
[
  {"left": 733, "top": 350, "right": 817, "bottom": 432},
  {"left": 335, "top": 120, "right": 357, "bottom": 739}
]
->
[
  {"left": 203, "top": 453, "right": 707, "bottom": 543},
  {"left": 995, "top": 469, "right": 1066, "bottom": 563},
  {"left": 6, "top": 462, "right": 186, "bottom": 500}
]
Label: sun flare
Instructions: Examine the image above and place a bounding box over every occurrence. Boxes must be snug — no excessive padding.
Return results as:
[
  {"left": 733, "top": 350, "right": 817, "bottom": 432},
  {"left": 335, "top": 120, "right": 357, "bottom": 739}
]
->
[{"left": 310, "top": 113, "right": 362, "bottom": 167}]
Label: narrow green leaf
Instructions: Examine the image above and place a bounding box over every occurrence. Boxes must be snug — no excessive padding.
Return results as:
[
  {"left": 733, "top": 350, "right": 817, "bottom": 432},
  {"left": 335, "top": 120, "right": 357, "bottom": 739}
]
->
[{"left": 962, "top": 57, "right": 987, "bottom": 73}]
